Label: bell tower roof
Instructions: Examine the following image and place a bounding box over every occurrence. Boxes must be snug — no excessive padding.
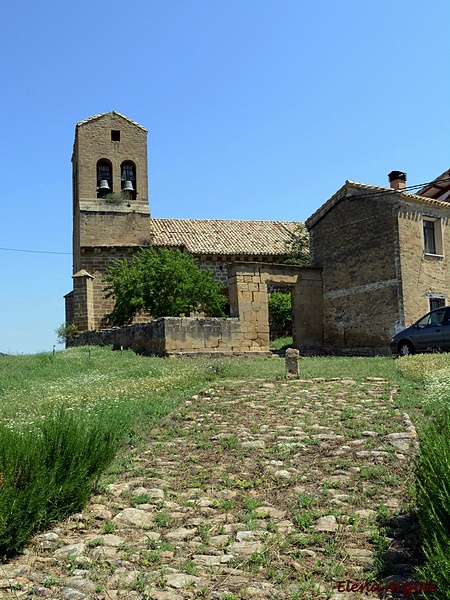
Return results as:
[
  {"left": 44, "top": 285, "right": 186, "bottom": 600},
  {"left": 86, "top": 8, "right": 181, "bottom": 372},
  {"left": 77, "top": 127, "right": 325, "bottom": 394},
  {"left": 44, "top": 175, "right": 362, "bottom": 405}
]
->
[{"left": 76, "top": 111, "right": 147, "bottom": 132}]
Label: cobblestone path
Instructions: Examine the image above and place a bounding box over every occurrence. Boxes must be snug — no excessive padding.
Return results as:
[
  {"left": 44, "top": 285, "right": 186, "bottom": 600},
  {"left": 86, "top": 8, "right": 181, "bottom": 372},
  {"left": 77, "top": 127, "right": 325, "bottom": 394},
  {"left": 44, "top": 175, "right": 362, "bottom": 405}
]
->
[{"left": 1, "top": 378, "right": 419, "bottom": 599}]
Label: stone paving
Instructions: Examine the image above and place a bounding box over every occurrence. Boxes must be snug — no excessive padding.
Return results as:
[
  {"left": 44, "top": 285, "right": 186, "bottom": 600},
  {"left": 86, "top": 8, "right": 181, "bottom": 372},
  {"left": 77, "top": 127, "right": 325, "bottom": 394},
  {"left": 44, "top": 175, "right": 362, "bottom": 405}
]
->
[{"left": 0, "top": 378, "right": 420, "bottom": 599}]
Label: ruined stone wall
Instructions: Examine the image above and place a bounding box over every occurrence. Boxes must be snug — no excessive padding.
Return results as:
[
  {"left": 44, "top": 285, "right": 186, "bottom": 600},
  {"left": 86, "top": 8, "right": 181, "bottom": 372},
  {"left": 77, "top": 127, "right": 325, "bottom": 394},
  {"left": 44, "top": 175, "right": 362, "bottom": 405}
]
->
[
  {"left": 70, "top": 263, "right": 324, "bottom": 356},
  {"left": 397, "top": 201, "right": 450, "bottom": 327},
  {"left": 70, "top": 317, "right": 270, "bottom": 356},
  {"left": 308, "top": 188, "right": 401, "bottom": 350},
  {"left": 228, "top": 263, "right": 324, "bottom": 354}
]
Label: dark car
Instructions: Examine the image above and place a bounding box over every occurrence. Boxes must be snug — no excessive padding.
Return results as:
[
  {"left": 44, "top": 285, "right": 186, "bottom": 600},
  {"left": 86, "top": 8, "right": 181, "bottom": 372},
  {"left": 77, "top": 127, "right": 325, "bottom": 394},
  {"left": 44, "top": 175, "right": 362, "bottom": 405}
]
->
[{"left": 390, "top": 306, "right": 450, "bottom": 356}]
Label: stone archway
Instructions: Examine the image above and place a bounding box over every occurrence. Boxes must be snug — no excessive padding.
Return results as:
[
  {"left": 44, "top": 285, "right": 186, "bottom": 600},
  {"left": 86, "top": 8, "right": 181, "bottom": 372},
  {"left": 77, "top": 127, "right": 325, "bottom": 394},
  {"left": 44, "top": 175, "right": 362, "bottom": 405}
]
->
[{"left": 228, "top": 262, "right": 323, "bottom": 354}]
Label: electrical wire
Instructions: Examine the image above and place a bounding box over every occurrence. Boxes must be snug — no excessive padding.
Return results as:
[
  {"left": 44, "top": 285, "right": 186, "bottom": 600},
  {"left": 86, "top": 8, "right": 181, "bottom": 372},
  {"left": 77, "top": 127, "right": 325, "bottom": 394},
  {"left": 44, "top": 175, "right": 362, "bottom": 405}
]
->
[
  {"left": 347, "top": 176, "right": 450, "bottom": 200},
  {"left": 1, "top": 176, "right": 449, "bottom": 255},
  {"left": 0, "top": 247, "right": 70, "bottom": 255}
]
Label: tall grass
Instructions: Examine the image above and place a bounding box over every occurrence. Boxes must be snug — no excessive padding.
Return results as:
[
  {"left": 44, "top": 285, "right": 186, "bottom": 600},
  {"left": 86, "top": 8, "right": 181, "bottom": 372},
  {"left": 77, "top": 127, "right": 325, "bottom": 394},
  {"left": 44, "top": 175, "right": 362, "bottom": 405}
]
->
[{"left": 412, "top": 361, "right": 450, "bottom": 598}]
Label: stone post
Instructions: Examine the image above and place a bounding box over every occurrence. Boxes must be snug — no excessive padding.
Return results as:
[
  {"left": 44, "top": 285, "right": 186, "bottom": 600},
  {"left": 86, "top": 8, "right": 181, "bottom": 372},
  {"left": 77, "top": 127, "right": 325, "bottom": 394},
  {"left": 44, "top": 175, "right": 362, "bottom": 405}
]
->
[{"left": 285, "top": 347, "right": 300, "bottom": 378}]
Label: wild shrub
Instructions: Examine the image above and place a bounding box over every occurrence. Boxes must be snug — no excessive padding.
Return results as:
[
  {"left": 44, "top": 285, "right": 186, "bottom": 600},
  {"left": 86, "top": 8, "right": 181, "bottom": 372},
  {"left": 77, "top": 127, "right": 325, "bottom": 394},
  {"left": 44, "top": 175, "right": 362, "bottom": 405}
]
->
[
  {"left": 104, "top": 247, "right": 227, "bottom": 325},
  {"left": 396, "top": 353, "right": 450, "bottom": 383},
  {"left": 0, "top": 405, "right": 126, "bottom": 557}
]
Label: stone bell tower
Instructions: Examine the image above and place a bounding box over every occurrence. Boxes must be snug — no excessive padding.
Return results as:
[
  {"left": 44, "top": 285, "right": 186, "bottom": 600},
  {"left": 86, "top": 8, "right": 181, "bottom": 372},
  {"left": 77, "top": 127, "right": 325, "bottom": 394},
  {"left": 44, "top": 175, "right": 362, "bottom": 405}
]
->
[{"left": 67, "top": 112, "right": 152, "bottom": 332}]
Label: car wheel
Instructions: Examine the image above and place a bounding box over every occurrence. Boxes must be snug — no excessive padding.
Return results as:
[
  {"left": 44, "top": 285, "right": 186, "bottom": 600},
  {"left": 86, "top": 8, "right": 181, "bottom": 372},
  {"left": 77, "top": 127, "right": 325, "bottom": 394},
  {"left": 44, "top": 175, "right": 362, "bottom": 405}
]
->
[{"left": 398, "top": 341, "right": 414, "bottom": 356}]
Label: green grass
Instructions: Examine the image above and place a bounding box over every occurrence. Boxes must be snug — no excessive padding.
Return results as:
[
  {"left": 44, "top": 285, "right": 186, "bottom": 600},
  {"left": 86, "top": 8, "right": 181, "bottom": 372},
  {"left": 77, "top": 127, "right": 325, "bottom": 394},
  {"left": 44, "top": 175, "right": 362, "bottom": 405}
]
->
[
  {"left": 0, "top": 345, "right": 443, "bottom": 560},
  {"left": 269, "top": 336, "right": 293, "bottom": 351}
]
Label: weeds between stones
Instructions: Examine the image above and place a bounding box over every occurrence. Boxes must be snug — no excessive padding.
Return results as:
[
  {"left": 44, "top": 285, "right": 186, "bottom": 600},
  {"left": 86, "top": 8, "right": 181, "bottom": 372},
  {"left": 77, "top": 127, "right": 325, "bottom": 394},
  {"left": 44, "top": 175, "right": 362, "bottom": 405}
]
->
[{"left": 0, "top": 347, "right": 446, "bottom": 597}]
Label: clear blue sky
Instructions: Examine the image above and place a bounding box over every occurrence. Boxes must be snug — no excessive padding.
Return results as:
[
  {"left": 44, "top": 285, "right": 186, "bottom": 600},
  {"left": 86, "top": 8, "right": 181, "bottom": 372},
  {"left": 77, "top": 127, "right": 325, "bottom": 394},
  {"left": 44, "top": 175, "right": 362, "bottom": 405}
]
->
[{"left": 1, "top": 0, "right": 449, "bottom": 354}]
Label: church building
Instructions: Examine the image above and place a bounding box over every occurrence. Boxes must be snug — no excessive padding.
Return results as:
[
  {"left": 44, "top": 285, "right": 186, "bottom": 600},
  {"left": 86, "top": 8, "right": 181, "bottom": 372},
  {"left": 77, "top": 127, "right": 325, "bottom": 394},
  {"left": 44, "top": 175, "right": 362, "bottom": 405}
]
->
[{"left": 65, "top": 112, "right": 300, "bottom": 333}]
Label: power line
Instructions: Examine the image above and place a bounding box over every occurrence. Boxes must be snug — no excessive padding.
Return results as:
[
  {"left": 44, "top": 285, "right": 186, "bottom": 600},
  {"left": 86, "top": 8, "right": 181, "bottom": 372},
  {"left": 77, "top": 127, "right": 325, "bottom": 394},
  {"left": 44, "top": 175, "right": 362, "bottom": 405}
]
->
[
  {"left": 348, "top": 176, "right": 450, "bottom": 200},
  {"left": 1, "top": 176, "right": 449, "bottom": 255},
  {"left": 0, "top": 247, "right": 71, "bottom": 255}
]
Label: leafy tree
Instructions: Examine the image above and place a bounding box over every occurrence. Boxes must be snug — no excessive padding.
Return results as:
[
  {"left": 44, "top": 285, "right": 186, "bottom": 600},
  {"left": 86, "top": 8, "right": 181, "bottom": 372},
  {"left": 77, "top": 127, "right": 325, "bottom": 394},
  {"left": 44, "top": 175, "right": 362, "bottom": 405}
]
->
[
  {"left": 284, "top": 223, "right": 311, "bottom": 266},
  {"left": 268, "top": 291, "right": 292, "bottom": 334},
  {"left": 55, "top": 323, "right": 78, "bottom": 344},
  {"left": 103, "top": 248, "right": 227, "bottom": 325}
]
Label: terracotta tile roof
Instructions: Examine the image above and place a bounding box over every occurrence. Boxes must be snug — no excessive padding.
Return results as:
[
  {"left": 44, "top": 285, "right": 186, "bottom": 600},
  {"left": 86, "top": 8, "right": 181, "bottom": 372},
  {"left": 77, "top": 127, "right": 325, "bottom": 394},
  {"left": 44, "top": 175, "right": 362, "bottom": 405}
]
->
[{"left": 150, "top": 218, "right": 299, "bottom": 256}]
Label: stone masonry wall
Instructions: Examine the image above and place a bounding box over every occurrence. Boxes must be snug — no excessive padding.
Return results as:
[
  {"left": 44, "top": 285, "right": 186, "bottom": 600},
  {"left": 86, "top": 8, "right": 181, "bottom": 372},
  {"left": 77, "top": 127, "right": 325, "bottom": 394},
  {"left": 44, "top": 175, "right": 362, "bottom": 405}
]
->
[
  {"left": 308, "top": 187, "right": 401, "bottom": 351},
  {"left": 228, "top": 263, "right": 324, "bottom": 354},
  {"left": 70, "top": 317, "right": 270, "bottom": 357},
  {"left": 79, "top": 211, "right": 152, "bottom": 249},
  {"left": 397, "top": 201, "right": 450, "bottom": 328},
  {"left": 70, "top": 263, "right": 324, "bottom": 356}
]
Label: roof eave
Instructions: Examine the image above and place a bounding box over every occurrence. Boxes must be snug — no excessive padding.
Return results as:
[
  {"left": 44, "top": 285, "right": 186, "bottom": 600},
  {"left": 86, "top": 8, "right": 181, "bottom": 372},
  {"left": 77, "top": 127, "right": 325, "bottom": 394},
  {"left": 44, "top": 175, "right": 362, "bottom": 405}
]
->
[
  {"left": 76, "top": 111, "right": 148, "bottom": 133},
  {"left": 306, "top": 180, "right": 450, "bottom": 230}
]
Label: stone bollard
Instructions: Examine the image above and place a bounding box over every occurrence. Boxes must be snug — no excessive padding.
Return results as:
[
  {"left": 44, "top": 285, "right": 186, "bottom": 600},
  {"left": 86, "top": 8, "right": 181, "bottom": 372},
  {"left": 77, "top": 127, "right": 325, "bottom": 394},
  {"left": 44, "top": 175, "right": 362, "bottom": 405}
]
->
[{"left": 285, "top": 347, "right": 300, "bottom": 379}]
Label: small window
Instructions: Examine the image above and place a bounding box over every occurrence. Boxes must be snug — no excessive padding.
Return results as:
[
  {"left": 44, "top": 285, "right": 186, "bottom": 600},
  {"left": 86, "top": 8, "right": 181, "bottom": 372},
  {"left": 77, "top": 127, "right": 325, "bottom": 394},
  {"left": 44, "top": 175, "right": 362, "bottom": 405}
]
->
[
  {"left": 423, "top": 217, "right": 443, "bottom": 255},
  {"left": 429, "top": 297, "right": 446, "bottom": 311},
  {"left": 111, "top": 130, "right": 121, "bottom": 141}
]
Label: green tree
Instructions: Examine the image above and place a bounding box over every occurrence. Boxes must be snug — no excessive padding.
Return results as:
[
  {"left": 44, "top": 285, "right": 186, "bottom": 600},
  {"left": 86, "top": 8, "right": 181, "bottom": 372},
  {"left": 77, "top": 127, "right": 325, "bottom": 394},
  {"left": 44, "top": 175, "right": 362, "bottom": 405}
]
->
[
  {"left": 55, "top": 323, "right": 78, "bottom": 344},
  {"left": 268, "top": 291, "right": 292, "bottom": 334},
  {"left": 103, "top": 248, "right": 227, "bottom": 325},
  {"left": 284, "top": 223, "right": 311, "bottom": 266}
]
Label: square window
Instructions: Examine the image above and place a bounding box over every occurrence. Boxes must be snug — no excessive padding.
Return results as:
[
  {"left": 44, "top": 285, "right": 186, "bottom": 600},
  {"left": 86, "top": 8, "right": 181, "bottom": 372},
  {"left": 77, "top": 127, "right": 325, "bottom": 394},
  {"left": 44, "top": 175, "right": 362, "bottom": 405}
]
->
[
  {"left": 422, "top": 218, "right": 443, "bottom": 255},
  {"left": 430, "top": 297, "right": 446, "bottom": 311},
  {"left": 111, "top": 130, "right": 121, "bottom": 141},
  {"left": 423, "top": 219, "right": 436, "bottom": 253}
]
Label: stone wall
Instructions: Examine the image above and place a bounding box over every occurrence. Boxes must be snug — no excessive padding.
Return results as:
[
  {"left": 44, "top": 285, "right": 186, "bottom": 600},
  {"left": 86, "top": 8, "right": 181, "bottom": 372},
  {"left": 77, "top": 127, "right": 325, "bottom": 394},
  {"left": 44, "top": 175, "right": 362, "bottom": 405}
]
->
[
  {"left": 307, "top": 185, "right": 401, "bottom": 352},
  {"left": 70, "top": 317, "right": 270, "bottom": 357},
  {"left": 307, "top": 182, "right": 450, "bottom": 353},
  {"left": 398, "top": 201, "right": 450, "bottom": 327},
  {"left": 228, "top": 262, "right": 323, "bottom": 354},
  {"left": 70, "top": 263, "right": 325, "bottom": 356}
]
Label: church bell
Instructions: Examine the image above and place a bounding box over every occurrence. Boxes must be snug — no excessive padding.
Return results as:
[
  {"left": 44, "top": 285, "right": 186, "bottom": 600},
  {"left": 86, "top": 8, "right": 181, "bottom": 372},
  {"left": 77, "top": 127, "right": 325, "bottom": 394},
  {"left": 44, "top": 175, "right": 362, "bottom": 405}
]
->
[
  {"left": 122, "top": 180, "right": 135, "bottom": 192},
  {"left": 97, "top": 179, "right": 110, "bottom": 191}
]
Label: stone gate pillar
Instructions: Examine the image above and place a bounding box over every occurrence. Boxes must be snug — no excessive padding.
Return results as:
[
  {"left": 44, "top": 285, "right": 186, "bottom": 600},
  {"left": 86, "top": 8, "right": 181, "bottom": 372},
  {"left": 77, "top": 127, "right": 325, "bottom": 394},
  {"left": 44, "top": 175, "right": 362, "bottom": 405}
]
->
[
  {"left": 228, "top": 264, "right": 270, "bottom": 351},
  {"left": 292, "top": 269, "right": 323, "bottom": 351},
  {"left": 72, "top": 270, "right": 95, "bottom": 333}
]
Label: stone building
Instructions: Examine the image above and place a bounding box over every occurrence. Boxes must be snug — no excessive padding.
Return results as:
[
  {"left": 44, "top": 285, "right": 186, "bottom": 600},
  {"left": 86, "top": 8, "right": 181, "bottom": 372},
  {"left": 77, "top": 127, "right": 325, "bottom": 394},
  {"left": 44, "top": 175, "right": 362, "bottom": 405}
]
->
[
  {"left": 65, "top": 112, "right": 300, "bottom": 333},
  {"left": 305, "top": 170, "right": 450, "bottom": 353},
  {"left": 66, "top": 111, "right": 450, "bottom": 356}
]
